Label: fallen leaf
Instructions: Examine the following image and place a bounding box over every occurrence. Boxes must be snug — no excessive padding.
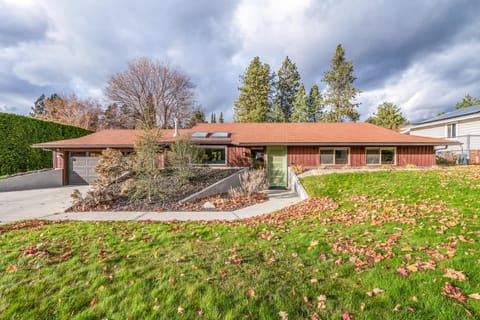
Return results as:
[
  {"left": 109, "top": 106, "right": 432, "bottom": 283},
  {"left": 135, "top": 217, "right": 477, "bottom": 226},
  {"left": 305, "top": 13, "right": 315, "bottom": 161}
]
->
[
  {"left": 397, "top": 267, "right": 409, "bottom": 277},
  {"left": 393, "top": 304, "right": 402, "bottom": 312},
  {"left": 316, "top": 295, "right": 327, "bottom": 310},
  {"left": 5, "top": 265, "right": 18, "bottom": 273},
  {"left": 90, "top": 298, "right": 97, "bottom": 306},
  {"left": 248, "top": 288, "right": 256, "bottom": 298},
  {"left": 279, "top": 311, "right": 288, "bottom": 320},
  {"left": 177, "top": 306, "right": 184, "bottom": 313},
  {"left": 468, "top": 293, "right": 480, "bottom": 300},
  {"left": 442, "top": 268, "right": 468, "bottom": 281},
  {"left": 342, "top": 312, "right": 353, "bottom": 320},
  {"left": 367, "top": 287, "right": 384, "bottom": 296},
  {"left": 441, "top": 282, "right": 466, "bottom": 303}
]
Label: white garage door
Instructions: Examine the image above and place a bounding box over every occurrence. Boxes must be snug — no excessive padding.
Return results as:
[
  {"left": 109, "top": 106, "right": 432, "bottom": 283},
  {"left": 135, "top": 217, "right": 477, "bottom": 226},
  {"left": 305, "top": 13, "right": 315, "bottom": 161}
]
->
[{"left": 68, "top": 154, "right": 100, "bottom": 185}]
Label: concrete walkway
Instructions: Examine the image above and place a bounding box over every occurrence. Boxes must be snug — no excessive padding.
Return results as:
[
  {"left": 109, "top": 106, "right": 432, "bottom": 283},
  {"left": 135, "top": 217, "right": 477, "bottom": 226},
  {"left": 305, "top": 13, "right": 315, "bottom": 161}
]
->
[
  {"left": 0, "top": 186, "right": 90, "bottom": 224},
  {"left": 39, "top": 189, "right": 302, "bottom": 222}
]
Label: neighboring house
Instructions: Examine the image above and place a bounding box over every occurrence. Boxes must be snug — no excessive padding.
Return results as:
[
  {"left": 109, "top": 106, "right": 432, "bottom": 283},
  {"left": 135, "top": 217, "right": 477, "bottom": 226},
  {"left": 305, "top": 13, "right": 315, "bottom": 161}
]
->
[
  {"left": 402, "top": 105, "right": 480, "bottom": 164},
  {"left": 33, "top": 122, "right": 457, "bottom": 187}
]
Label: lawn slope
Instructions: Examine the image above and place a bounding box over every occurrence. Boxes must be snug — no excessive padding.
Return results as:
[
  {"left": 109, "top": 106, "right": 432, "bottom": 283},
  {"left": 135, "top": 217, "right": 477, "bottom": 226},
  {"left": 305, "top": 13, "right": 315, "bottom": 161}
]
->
[{"left": 1, "top": 167, "right": 479, "bottom": 319}]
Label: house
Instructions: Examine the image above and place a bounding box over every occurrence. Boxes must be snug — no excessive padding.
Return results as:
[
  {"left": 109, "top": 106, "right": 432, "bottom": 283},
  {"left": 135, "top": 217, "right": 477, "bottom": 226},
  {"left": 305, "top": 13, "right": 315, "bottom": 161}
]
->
[
  {"left": 33, "top": 122, "right": 457, "bottom": 187},
  {"left": 401, "top": 105, "right": 480, "bottom": 164}
]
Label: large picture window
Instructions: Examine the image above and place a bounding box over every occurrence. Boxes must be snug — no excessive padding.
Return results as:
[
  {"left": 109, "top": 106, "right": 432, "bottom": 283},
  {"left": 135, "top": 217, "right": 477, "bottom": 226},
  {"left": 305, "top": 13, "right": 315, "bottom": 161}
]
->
[
  {"left": 320, "top": 148, "right": 349, "bottom": 165},
  {"left": 366, "top": 148, "right": 396, "bottom": 165},
  {"left": 200, "top": 146, "right": 226, "bottom": 165}
]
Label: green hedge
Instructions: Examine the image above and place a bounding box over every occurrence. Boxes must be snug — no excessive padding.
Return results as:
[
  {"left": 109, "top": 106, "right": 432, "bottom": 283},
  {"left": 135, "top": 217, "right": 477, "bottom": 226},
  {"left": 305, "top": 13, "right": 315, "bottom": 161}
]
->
[{"left": 0, "top": 113, "right": 92, "bottom": 175}]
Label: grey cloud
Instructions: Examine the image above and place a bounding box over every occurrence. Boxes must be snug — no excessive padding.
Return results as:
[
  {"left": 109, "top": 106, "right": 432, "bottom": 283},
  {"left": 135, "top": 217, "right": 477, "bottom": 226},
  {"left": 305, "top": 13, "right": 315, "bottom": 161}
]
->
[{"left": 0, "top": 2, "right": 50, "bottom": 47}]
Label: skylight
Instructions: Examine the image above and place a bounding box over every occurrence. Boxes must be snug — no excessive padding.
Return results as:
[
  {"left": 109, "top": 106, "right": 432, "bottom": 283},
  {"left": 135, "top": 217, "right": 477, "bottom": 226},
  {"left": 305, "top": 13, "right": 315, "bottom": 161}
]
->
[
  {"left": 191, "top": 132, "right": 209, "bottom": 138},
  {"left": 211, "top": 132, "right": 230, "bottom": 138}
]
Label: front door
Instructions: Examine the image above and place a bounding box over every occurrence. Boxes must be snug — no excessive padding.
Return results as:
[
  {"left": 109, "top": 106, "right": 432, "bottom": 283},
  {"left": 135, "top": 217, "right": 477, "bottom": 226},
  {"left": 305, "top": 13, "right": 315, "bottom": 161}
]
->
[{"left": 267, "top": 146, "right": 287, "bottom": 188}]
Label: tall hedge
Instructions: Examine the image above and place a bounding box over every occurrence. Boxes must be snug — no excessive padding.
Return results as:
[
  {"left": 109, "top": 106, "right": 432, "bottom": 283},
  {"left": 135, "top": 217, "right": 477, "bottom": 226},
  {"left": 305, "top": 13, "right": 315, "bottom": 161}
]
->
[{"left": 0, "top": 113, "right": 92, "bottom": 175}]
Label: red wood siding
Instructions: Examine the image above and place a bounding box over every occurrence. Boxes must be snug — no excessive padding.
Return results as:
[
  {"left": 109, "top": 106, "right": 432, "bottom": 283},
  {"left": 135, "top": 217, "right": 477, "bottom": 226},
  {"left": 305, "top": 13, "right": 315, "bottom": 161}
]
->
[
  {"left": 227, "top": 146, "right": 251, "bottom": 167},
  {"left": 53, "top": 149, "right": 65, "bottom": 169},
  {"left": 287, "top": 146, "right": 319, "bottom": 167},
  {"left": 470, "top": 150, "right": 480, "bottom": 165},
  {"left": 350, "top": 146, "right": 364, "bottom": 167},
  {"left": 397, "top": 146, "right": 435, "bottom": 166}
]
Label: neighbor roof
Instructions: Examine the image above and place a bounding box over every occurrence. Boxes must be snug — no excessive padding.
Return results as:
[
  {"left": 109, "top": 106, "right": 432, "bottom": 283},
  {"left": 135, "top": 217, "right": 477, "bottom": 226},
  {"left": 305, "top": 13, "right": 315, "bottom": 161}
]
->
[
  {"left": 413, "top": 105, "right": 480, "bottom": 125},
  {"left": 32, "top": 122, "right": 458, "bottom": 149}
]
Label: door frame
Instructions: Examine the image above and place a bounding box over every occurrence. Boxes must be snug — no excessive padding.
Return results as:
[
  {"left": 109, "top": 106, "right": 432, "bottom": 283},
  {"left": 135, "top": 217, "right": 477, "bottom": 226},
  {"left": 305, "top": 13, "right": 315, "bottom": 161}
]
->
[{"left": 266, "top": 145, "right": 287, "bottom": 188}]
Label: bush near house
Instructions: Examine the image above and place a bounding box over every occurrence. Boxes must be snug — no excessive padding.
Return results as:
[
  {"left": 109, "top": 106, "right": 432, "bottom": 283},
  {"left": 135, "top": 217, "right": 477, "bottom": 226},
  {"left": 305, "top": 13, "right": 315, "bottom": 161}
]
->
[{"left": 0, "top": 113, "right": 92, "bottom": 175}]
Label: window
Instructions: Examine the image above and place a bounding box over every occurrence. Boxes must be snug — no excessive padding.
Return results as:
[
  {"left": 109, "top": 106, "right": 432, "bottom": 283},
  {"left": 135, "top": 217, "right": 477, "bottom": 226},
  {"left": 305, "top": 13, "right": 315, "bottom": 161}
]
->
[
  {"left": 447, "top": 124, "right": 457, "bottom": 138},
  {"left": 198, "top": 146, "right": 226, "bottom": 165},
  {"left": 366, "top": 148, "right": 396, "bottom": 165},
  {"left": 320, "top": 148, "right": 349, "bottom": 165}
]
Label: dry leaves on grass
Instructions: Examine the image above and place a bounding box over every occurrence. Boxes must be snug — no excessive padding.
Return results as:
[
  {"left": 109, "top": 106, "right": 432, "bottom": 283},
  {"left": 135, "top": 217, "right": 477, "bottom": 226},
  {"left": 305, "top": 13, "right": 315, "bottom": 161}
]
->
[
  {"left": 441, "top": 282, "right": 466, "bottom": 303},
  {"left": 329, "top": 234, "right": 400, "bottom": 271},
  {"left": 442, "top": 268, "right": 468, "bottom": 281}
]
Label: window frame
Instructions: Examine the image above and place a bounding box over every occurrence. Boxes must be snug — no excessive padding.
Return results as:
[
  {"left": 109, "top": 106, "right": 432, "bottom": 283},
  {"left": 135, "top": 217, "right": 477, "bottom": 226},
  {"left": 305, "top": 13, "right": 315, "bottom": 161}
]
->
[
  {"left": 198, "top": 145, "right": 227, "bottom": 165},
  {"left": 446, "top": 123, "right": 457, "bottom": 138},
  {"left": 365, "top": 147, "right": 397, "bottom": 165},
  {"left": 319, "top": 147, "right": 350, "bottom": 165}
]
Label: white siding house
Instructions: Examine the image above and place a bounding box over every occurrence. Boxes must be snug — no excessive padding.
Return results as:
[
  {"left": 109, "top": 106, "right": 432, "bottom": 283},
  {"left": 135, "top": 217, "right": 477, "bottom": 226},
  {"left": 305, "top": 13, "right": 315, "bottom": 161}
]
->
[{"left": 402, "top": 105, "right": 480, "bottom": 164}]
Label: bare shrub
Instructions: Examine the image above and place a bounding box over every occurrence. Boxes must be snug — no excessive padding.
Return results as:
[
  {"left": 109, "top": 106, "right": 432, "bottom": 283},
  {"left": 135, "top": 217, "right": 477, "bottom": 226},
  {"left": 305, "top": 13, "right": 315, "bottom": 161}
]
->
[
  {"left": 436, "top": 152, "right": 457, "bottom": 165},
  {"left": 70, "top": 148, "right": 129, "bottom": 211},
  {"left": 229, "top": 169, "right": 267, "bottom": 198},
  {"left": 291, "top": 164, "right": 305, "bottom": 175}
]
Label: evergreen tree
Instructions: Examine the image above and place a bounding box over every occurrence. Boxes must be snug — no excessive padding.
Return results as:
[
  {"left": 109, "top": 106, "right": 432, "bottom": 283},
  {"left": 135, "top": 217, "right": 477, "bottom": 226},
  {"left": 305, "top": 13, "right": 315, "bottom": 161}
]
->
[
  {"left": 233, "top": 56, "right": 272, "bottom": 122},
  {"left": 307, "top": 84, "right": 323, "bottom": 122},
  {"left": 290, "top": 84, "right": 309, "bottom": 122},
  {"left": 219, "top": 112, "right": 224, "bottom": 123},
  {"left": 210, "top": 112, "right": 216, "bottom": 123},
  {"left": 455, "top": 94, "right": 480, "bottom": 109},
  {"left": 366, "top": 102, "right": 408, "bottom": 129},
  {"left": 30, "top": 93, "right": 58, "bottom": 117},
  {"left": 322, "top": 44, "right": 361, "bottom": 122},
  {"left": 268, "top": 103, "right": 286, "bottom": 122},
  {"left": 186, "top": 108, "right": 206, "bottom": 128},
  {"left": 273, "top": 56, "right": 301, "bottom": 122}
]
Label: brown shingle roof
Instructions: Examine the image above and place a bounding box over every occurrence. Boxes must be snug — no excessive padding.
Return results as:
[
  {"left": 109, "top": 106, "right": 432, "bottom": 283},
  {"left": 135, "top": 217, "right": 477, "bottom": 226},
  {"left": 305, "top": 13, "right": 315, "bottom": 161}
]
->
[{"left": 32, "top": 122, "right": 458, "bottom": 149}]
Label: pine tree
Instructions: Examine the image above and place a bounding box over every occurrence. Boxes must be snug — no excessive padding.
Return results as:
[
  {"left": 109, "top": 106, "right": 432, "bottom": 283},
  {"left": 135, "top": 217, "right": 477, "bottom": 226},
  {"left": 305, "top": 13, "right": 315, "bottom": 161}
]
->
[
  {"left": 210, "top": 112, "right": 216, "bottom": 123},
  {"left": 273, "top": 56, "right": 301, "bottom": 122},
  {"left": 186, "top": 108, "right": 206, "bottom": 128},
  {"left": 290, "top": 84, "right": 309, "bottom": 122},
  {"left": 366, "top": 102, "right": 407, "bottom": 129},
  {"left": 219, "top": 112, "right": 224, "bottom": 123},
  {"left": 268, "top": 103, "right": 286, "bottom": 122},
  {"left": 322, "top": 44, "right": 361, "bottom": 122},
  {"left": 233, "top": 56, "right": 272, "bottom": 122},
  {"left": 307, "top": 84, "right": 323, "bottom": 122},
  {"left": 455, "top": 94, "right": 480, "bottom": 109}
]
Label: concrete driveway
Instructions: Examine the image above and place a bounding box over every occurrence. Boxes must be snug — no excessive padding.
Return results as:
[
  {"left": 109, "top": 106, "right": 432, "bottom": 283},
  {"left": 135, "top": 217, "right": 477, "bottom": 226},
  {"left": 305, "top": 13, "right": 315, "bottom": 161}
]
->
[{"left": 0, "top": 186, "right": 90, "bottom": 224}]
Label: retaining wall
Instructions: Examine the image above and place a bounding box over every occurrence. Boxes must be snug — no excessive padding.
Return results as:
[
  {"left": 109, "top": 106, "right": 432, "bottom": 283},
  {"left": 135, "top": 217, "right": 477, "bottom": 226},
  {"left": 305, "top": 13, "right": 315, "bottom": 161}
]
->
[
  {"left": 0, "top": 169, "right": 63, "bottom": 192},
  {"left": 179, "top": 168, "right": 248, "bottom": 203},
  {"left": 288, "top": 167, "right": 309, "bottom": 200}
]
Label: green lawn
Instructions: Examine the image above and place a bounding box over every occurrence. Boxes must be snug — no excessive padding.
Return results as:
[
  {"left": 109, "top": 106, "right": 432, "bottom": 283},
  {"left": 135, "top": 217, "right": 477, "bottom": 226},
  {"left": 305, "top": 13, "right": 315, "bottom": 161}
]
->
[{"left": 1, "top": 167, "right": 480, "bottom": 319}]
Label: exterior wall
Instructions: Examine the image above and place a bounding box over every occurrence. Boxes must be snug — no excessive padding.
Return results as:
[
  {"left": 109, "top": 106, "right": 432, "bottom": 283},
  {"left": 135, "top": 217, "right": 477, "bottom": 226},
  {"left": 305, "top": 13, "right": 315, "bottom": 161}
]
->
[
  {"left": 470, "top": 150, "right": 480, "bottom": 165},
  {"left": 227, "top": 146, "right": 251, "bottom": 167},
  {"left": 53, "top": 149, "right": 65, "bottom": 169},
  {"left": 350, "top": 146, "right": 365, "bottom": 167},
  {"left": 410, "top": 125, "right": 446, "bottom": 138},
  {"left": 287, "top": 146, "right": 319, "bottom": 167},
  {"left": 397, "top": 146, "right": 435, "bottom": 166},
  {"left": 410, "top": 118, "right": 480, "bottom": 156}
]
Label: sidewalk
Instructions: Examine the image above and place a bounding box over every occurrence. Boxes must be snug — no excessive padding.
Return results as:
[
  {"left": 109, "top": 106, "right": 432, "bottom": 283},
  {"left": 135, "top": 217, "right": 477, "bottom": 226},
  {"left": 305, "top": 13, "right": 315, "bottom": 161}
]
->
[{"left": 41, "top": 189, "right": 302, "bottom": 222}]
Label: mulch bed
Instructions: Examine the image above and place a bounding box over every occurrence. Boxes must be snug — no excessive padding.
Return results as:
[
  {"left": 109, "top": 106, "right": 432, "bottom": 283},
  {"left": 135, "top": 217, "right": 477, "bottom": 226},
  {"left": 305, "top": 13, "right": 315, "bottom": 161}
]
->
[
  {"left": 70, "top": 168, "right": 268, "bottom": 212},
  {"left": 164, "top": 192, "right": 268, "bottom": 211}
]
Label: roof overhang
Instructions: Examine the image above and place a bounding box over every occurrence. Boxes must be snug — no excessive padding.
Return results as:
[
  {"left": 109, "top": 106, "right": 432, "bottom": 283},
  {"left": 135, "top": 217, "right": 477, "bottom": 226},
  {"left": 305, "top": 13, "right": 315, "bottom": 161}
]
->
[{"left": 237, "top": 141, "right": 460, "bottom": 146}]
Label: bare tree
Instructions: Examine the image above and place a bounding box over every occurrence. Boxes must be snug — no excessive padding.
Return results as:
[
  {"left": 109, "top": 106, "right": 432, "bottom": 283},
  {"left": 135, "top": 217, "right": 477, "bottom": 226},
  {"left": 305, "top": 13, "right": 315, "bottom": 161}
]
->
[
  {"left": 36, "top": 94, "right": 102, "bottom": 130},
  {"left": 104, "top": 57, "right": 196, "bottom": 129}
]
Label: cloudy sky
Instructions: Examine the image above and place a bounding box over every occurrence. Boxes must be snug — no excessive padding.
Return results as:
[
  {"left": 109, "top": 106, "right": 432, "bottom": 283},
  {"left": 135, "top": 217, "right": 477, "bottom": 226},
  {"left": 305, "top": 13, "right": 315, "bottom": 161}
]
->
[{"left": 1, "top": 0, "right": 480, "bottom": 122}]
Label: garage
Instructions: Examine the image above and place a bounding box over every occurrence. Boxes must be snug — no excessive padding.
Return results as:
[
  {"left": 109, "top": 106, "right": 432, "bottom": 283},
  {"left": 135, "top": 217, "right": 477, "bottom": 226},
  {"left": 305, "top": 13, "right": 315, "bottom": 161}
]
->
[{"left": 68, "top": 152, "right": 100, "bottom": 185}]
